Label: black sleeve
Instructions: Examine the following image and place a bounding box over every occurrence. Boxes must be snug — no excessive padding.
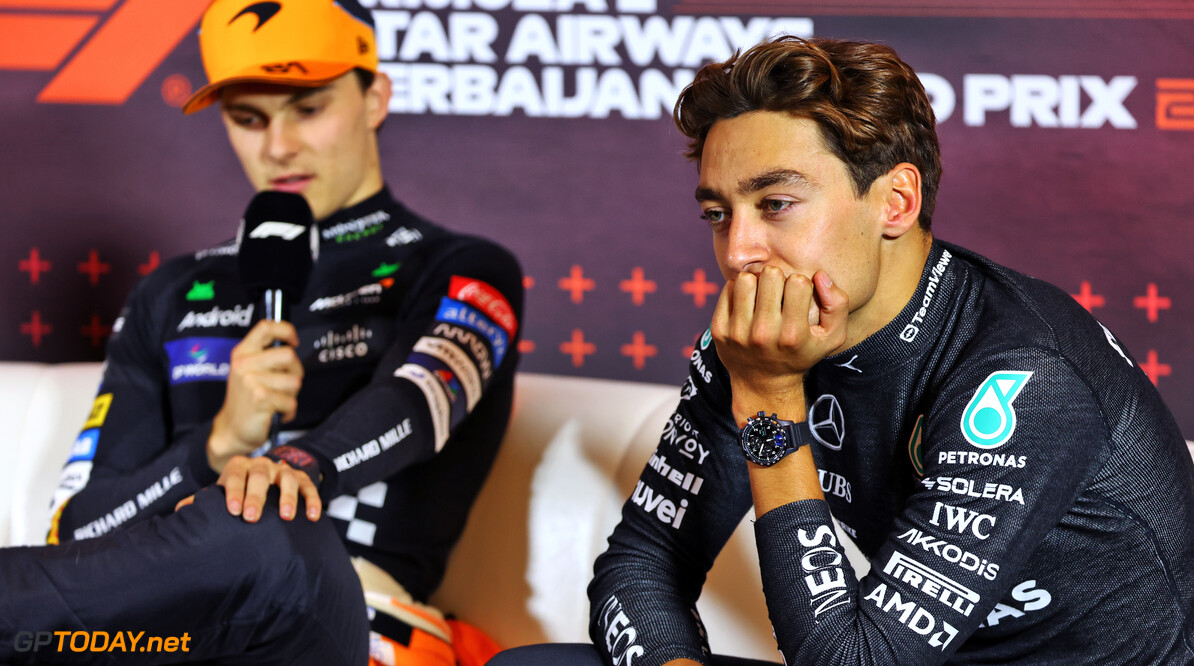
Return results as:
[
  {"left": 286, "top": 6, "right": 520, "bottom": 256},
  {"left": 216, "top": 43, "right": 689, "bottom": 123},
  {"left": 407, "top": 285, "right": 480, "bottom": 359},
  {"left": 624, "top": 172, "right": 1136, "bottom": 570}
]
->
[
  {"left": 283, "top": 241, "right": 524, "bottom": 499},
  {"left": 51, "top": 276, "right": 220, "bottom": 543},
  {"left": 754, "top": 348, "right": 1104, "bottom": 664},
  {"left": 588, "top": 337, "right": 753, "bottom": 666}
]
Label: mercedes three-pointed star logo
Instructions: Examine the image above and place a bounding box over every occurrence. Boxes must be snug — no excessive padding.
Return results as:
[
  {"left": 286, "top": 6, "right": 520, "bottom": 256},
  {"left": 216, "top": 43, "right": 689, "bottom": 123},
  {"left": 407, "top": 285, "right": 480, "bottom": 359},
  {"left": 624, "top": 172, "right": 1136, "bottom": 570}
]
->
[{"left": 808, "top": 394, "right": 846, "bottom": 450}]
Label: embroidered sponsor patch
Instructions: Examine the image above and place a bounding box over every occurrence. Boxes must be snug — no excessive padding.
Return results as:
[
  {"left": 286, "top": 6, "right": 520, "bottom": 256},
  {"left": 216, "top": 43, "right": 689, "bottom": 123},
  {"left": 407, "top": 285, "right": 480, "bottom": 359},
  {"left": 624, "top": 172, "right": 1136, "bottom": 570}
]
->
[
  {"left": 394, "top": 364, "right": 450, "bottom": 450},
  {"left": 434, "top": 297, "right": 508, "bottom": 366},
  {"left": 448, "top": 275, "right": 518, "bottom": 336},
  {"left": 960, "top": 371, "right": 1033, "bottom": 448},
  {"left": 164, "top": 337, "right": 238, "bottom": 385},
  {"left": 82, "top": 394, "right": 113, "bottom": 429}
]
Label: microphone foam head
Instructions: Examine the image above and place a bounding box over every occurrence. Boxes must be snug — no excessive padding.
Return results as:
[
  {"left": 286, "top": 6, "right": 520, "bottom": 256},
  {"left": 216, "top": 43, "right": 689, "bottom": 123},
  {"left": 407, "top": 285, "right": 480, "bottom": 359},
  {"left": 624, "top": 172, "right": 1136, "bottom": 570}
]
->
[{"left": 238, "top": 191, "right": 319, "bottom": 301}]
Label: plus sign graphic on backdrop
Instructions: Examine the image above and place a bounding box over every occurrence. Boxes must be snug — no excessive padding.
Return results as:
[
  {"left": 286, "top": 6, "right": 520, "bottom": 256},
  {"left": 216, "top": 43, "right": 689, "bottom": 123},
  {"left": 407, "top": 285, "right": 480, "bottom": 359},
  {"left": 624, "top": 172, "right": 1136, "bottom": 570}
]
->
[
  {"left": 620, "top": 267, "right": 657, "bottom": 306},
  {"left": 558, "top": 265, "right": 595, "bottom": 304},
  {"left": 19, "top": 248, "right": 52, "bottom": 285},
  {"left": 76, "top": 250, "right": 111, "bottom": 286},
  {"left": 683, "top": 269, "right": 720, "bottom": 307},
  {"left": 621, "top": 331, "right": 658, "bottom": 369},
  {"left": 1134, "top": 283, "right": 1171, "bottom": 323}
]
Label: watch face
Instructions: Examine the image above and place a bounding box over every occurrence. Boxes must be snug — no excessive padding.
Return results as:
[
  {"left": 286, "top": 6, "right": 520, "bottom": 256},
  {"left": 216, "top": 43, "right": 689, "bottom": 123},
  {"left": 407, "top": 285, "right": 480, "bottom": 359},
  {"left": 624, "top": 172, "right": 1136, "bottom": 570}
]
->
[{"left": 743, "top": 416, "right": 789, "bottom": 466}]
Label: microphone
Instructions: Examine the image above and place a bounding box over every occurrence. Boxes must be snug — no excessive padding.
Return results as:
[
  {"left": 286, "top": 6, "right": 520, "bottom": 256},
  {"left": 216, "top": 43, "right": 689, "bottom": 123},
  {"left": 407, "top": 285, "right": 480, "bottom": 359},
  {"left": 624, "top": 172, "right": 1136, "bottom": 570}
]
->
[
  {"left": 237, "top": 191, "right": 319, "bottom": 448},
  {"left": 238, "top": 191, "right": 319, "bottom": 320}
]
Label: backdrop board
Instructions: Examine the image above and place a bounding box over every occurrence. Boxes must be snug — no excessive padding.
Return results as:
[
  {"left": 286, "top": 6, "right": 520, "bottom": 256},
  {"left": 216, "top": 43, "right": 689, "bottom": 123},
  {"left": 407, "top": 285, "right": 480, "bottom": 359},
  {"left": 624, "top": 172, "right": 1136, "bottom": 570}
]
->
[{"left": 3, "top": 0, "right": 1191, "bottom": 438}]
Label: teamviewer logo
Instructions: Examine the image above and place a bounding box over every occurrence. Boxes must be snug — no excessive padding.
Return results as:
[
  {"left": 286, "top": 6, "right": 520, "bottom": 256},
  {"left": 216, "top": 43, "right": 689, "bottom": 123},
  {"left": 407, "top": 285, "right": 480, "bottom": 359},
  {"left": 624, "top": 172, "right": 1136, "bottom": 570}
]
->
[{"left": 0, "top": 0, "right": 209, "bottom": 105}]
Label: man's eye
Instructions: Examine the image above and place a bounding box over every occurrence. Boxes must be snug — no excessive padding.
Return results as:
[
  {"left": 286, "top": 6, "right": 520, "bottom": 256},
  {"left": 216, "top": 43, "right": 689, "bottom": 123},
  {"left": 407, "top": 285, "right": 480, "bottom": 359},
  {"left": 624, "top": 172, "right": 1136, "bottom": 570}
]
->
[
  {"left": 763, "top": 199, "right": 793, "bottom": 214},
  {"left": 296, "top": 104, "right": 323, "bottom": 117},
  {"left": 701, "top": 209, "right": 727, "bottom": 225},
  {"left": 230, "top": 114, "right": 263, "bottom": 128}
]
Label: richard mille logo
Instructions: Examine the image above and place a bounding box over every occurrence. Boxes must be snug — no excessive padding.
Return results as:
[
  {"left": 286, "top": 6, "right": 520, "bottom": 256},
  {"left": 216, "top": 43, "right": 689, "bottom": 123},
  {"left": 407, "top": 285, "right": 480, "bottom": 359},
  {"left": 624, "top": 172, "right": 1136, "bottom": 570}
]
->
[
  {"left": 808, "top": 394, "right": 846, "bottom": 451},
  {"left": 230, "top": 2, "right": 281, "bottom": 31}
]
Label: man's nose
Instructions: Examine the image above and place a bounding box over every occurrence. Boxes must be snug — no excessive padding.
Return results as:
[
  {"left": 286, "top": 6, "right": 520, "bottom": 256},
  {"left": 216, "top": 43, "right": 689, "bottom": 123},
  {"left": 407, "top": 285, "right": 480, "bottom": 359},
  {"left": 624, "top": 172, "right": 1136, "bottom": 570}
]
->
[
  {"left": 724, "top": 216, "right": 769, "bottom": 275},
  {"left": 263, "top": 119, "right": 300, "bottom": 163}
]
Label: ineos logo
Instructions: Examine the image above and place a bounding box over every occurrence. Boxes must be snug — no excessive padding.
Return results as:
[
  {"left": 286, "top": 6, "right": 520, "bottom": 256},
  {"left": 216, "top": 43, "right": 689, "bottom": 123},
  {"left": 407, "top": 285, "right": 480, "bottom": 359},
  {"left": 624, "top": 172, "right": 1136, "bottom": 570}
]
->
[{"left": 808, "top": 394, "right": 845, "bottom": 451}]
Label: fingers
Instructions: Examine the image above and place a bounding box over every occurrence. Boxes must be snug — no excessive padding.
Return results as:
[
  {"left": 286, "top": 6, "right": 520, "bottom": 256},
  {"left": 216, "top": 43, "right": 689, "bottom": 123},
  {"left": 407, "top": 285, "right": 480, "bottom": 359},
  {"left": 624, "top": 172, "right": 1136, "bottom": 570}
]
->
[
  {"left": 711, "top": 279, "right": 734, "bottom": 343},
  {"left": 273, "top": 465, "right": 322, "bottom": 520},
  {"left": 241, "top": 458, "right": 275, "bottom": 523},
  {"left": 812, "top": 271, "right": 849, "bottom": 346},
  {"left": 751, "top": 266, "right": 785, "bottom": 344},
  {"left": 278, "top": 470, "right": 299, "bottom": 520},
  {"left": 219, "top": 455, "right": 250, "bottom": 517},
  {"left": 780, "top": 272, "right": 814, "bottom": 346},
  {"left": 730, "top": 272, "right": 758, "bottom": 341},
  {"left": 239, "top": 319, "right": 300, "bottom": 351},
  {"left": 299, "top": 474, "right": 322, "bottom": 521}
]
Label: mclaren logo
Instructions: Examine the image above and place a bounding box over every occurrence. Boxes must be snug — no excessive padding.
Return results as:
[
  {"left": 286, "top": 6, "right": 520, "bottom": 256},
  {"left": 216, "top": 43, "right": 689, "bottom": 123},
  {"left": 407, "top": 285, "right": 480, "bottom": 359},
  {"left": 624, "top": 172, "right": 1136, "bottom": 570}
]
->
[
  {"left": 230, "top": 2, "right": 281, "bottom": 31},
  {"left": 808, "top": 394, "right": 845, "bottom": 451}
]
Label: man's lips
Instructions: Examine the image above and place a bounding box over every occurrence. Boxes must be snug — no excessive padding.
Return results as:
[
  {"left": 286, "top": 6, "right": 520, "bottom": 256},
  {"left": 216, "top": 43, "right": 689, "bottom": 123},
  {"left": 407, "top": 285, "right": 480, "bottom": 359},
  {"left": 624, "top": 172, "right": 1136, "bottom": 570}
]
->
[{"left": 270, "top": 175, "right": 312, "bottom": 193}]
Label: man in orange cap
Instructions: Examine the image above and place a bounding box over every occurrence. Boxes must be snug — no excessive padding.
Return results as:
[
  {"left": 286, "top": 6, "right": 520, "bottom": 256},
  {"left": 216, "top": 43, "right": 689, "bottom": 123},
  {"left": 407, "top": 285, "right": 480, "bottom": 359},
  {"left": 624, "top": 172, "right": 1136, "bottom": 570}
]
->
[{"left": 2, "top": 1, "right": 522, "bottom": 663}]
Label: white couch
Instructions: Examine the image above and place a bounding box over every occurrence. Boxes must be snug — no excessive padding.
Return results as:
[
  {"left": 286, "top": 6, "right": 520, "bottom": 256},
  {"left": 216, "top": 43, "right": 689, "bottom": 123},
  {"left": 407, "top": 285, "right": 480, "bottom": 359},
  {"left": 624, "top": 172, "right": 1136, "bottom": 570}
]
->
[
  {"left": 0, "top": 364, "right": 808, "bottom": 661},
  {"left": 3, "top": 364, "right": 1191, "bottom": 661}
]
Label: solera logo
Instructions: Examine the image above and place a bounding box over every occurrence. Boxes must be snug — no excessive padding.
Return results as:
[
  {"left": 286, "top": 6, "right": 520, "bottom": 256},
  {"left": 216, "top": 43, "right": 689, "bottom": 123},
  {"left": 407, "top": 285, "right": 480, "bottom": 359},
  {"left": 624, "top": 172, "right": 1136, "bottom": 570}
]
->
[{"left": 1, "top": 0, "right": 209, "bottom": 104}]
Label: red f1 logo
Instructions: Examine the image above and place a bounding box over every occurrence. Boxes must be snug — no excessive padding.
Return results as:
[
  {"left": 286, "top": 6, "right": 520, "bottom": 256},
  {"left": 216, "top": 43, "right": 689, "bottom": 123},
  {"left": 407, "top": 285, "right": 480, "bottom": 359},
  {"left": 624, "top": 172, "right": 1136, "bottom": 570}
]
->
[{"left": 0, "top": 0, "right": 210, "bottom": 105}]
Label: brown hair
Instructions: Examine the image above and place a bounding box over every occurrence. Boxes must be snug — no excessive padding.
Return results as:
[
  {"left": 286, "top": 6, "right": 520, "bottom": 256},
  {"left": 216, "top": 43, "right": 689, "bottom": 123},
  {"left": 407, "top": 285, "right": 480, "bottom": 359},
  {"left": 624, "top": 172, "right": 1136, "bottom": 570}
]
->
[{"left": 674, "top": 36, "right": 941, "bottom": 230}]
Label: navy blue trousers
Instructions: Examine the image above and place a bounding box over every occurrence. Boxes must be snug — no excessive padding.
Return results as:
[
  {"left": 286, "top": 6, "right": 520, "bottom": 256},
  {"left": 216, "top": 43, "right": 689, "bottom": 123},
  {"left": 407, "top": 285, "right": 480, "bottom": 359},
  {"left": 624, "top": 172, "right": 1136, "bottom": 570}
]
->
[{"left": 0, "top": 488, "right": 368, "bottom": 664}]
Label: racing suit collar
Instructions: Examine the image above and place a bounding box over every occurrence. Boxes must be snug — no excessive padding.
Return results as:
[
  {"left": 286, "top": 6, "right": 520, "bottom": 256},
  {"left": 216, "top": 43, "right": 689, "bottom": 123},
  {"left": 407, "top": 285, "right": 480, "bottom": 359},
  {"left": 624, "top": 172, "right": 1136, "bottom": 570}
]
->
[
  {"left": 317, "top": 186, "right": 399, "bottom": 231},
  {"left": 819, "top": 239, "right": 959, "bottom": 375}
]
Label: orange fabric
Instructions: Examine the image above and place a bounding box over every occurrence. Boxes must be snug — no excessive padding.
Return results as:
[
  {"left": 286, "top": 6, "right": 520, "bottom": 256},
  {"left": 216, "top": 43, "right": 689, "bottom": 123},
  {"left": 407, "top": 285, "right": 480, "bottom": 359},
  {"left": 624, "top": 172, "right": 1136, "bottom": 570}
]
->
[
  {"left": 368, "top": 627, "right": 455, "bottom": 666},
  {"left": 446, "top": 619, "right": 502, "bottom": 666}
]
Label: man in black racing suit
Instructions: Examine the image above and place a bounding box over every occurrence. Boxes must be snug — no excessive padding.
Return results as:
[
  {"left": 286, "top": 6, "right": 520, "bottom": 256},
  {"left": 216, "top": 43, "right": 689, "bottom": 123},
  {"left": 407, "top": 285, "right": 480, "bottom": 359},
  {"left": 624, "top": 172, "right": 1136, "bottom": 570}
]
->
[
  {"left": 493, "top": 36, "right": 1194, "bottom": 666},
  {"left": 0, "top": 0, "right": 521, "bottom": 663}
]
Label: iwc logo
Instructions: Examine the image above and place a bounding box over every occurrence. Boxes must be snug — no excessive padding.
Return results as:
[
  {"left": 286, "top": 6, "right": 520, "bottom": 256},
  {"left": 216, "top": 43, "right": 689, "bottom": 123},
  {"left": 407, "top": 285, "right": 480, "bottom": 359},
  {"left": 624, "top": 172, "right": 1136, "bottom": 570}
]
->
[
  {"left": 808, "top": 394, "right": 845, "bottom": 451},
  {"left": 960, "top": 371, "right": 1033, "bottom": 448}
]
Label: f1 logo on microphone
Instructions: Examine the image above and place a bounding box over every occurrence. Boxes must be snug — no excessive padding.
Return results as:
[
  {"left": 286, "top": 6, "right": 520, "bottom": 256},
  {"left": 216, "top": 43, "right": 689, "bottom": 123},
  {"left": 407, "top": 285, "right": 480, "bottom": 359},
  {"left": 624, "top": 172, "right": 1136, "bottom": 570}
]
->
[{"left": 250, "top": 222, "right": 307, "bottom": 241}]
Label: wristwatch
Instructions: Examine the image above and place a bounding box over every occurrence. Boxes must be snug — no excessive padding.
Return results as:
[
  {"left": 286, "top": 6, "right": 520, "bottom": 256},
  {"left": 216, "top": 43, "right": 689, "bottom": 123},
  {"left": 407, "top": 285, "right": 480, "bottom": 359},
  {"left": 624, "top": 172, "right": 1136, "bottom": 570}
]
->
[{"left": 740, "top": 411, "right": 813, "bottom": 466}]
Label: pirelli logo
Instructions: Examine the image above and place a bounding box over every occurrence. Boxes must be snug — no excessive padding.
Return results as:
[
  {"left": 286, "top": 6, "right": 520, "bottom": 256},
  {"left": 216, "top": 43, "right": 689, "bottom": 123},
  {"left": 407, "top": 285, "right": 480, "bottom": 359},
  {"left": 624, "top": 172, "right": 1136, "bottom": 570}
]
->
[
  {"left": 0, "top": 0, "right": 209, "bottom": 104},
  {"left": 883, "top": 551, "right": 980, "bottom": 617}
]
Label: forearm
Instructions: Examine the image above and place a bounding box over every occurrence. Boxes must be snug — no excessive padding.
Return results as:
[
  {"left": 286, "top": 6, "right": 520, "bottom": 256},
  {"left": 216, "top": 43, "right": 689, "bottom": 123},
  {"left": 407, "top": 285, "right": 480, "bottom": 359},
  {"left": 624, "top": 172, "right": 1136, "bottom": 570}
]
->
[{"left": 53, "top": 425, "right": 217, "bottom": 542}]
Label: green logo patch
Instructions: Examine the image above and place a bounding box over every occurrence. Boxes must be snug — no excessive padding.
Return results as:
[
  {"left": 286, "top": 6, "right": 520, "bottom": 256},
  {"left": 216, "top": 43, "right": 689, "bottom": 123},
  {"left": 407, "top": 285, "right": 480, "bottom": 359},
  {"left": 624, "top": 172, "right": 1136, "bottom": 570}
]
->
[
  {"left": 960, "top": 371, "right": 1032, "bottom": 449},
  {"left": 371, "top": 262, "right": 401, "bottom": 278},
  {"left": 185, "top": 281, "right": 215, "bottom": 301}
]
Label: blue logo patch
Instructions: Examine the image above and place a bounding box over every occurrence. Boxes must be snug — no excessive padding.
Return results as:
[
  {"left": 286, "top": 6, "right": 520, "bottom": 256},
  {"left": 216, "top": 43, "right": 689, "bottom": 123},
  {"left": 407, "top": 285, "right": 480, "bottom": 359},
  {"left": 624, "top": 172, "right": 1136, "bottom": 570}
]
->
[
  {"left": 435, "top": 297, "right": 508, "bottom": 366},
  {"left": 70, "top": 428, "right": 100, "bottom": 462},
  {"left": 164, "top": 337, "right": 239, "bottom": 385},
  {"left": 961, "top": 371, "right": 1033, "bottom": 448}
]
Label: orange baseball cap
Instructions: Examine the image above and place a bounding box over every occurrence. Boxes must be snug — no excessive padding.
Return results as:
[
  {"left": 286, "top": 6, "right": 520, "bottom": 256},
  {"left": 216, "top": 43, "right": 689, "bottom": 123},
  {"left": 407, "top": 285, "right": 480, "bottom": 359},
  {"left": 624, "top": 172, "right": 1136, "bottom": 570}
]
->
[{"left": 182, "top": 0, "right": 378, "bottom": 114}]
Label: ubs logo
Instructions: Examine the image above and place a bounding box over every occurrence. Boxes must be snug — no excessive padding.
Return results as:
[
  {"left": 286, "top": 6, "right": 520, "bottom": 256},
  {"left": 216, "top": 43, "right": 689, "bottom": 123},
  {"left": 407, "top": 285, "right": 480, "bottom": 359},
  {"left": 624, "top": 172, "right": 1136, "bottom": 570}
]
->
[{"left": 808, "top": 394, "right": 846, "bottom": 451}]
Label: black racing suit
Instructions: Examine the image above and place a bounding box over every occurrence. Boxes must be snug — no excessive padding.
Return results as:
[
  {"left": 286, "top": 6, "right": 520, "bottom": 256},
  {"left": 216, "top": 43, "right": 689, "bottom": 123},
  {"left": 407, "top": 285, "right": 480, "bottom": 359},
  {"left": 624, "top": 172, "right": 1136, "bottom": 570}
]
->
[
  {"left": 589, "top": 240, "right": 1194, "bottom": 665},
  {"left": 49, "top": 186, "right": 524, "bottom": 603}
]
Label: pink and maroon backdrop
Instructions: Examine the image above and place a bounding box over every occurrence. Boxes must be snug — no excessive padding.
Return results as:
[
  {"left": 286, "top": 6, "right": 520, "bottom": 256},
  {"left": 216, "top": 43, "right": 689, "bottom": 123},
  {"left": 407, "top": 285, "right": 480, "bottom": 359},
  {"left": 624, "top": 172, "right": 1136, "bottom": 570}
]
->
[{"left": 3, "top": 1, "right": 1191, "bottom": 437}]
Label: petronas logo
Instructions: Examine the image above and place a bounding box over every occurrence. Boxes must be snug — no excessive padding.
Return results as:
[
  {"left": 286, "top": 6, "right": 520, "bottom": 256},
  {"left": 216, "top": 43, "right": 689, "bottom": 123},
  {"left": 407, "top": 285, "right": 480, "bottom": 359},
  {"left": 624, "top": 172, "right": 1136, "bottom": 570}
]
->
[{"left": 960, "top": 371, "right": 1033, "bottom": 448}]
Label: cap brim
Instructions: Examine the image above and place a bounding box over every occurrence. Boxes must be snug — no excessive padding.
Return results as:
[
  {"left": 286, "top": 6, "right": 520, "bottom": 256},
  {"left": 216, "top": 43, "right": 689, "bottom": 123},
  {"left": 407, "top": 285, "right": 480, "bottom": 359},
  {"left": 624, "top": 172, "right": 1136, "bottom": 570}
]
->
[{"left": 181, "top": 62, "right": 357, "bottom": 115}]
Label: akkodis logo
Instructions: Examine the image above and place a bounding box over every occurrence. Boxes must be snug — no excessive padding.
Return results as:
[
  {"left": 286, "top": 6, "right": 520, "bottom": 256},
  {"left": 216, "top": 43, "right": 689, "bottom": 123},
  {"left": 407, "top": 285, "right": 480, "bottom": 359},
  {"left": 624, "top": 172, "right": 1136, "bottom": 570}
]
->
[{"left": 960, "top": 371, "right": 1033, "bottom": 448}]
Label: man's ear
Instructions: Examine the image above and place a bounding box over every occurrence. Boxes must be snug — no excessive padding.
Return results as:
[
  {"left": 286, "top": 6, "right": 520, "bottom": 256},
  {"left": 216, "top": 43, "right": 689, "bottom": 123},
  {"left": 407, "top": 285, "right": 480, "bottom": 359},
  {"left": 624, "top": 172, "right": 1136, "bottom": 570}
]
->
[
  {"left": 364, "top": 71, "right": 392, "bottom": 130},
  {"left": 881, "top": 163, "right": 922, "bottom": 239}
]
